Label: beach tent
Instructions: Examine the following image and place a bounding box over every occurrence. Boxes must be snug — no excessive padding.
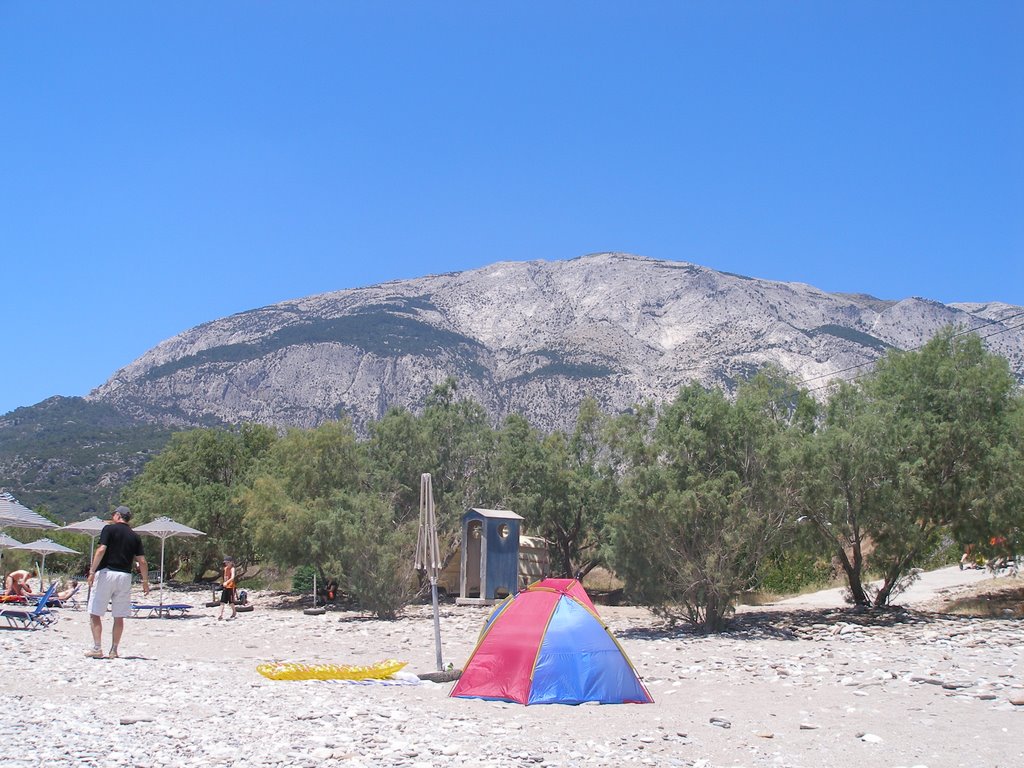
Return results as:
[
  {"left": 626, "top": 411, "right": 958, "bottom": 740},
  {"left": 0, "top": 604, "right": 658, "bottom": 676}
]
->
[{"left": 450, "top": 578, "right": 653, "bottom": 705}]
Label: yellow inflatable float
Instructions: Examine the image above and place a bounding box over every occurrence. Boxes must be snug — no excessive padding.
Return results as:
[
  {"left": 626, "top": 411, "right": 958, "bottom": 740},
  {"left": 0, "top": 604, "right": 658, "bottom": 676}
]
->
[{"left": 257, "top": 659, "right": 407, "bottom": 681}]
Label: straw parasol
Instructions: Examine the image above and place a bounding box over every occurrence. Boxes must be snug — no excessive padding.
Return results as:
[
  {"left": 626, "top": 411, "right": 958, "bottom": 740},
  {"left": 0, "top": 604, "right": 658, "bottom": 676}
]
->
[
  {"left": 61, "top": 516, "right": 109, "bottom": 601},
  {"left": 0, "top": 491, "right": 59, "bottom": 530},
  {"left": 134, "top": 517, "right": 206, "bottom": 607},
  {"left": 8, "top": 538, "right": 80, "bottom": 591}
]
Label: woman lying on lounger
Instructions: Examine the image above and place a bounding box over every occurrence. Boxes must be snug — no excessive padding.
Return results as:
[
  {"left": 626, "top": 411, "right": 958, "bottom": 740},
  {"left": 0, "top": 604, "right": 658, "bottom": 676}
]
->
[{"left": 56, "top": 580, "right": 80, "bottom": 602}]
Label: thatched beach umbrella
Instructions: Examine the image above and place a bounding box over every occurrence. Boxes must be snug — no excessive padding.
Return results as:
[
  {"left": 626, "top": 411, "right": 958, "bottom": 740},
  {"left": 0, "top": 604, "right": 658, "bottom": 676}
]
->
[{"left": 134, "top": 517, "right": 206, "bottom": 607}]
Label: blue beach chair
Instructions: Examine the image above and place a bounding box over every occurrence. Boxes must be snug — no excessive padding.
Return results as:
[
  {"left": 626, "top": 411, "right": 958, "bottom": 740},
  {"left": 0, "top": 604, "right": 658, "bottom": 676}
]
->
[{"left": 0, "top": 583, "right": 58, "bottom": 629}]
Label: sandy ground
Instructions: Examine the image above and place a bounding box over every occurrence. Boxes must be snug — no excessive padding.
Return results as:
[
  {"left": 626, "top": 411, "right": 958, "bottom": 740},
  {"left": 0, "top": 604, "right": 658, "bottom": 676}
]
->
[{"left": 1, "top": 567, "right": 1021, "bottom": 768}]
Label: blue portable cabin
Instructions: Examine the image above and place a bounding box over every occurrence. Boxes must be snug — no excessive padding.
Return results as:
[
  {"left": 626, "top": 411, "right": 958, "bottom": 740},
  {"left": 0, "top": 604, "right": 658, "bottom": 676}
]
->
[{"left": 458, "top": 508, "right": 523, "bottom": 604}]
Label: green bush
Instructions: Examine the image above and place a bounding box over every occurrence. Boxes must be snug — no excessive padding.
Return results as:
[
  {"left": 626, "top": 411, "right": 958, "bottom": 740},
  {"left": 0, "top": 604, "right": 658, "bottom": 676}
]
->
[
  {"left": 337, "top": 494, "right": 416, "bottom": 619},
  {"left": 756, "top": 551, "right": 832, "bottom": 595},
  {"left": 292, "top": 564, "right": 315, "bottom": 592}
]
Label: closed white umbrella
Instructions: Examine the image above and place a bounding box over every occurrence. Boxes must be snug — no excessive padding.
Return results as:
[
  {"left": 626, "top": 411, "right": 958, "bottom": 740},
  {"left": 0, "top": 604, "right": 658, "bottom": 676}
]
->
[
  {"left": 9, "top": 537, "right": 80, "bottom": 591},
  {"left": 134, "top": 517, "right": 206, "bottom": 607},
  {"left": 415, "top": 473, "right": 444, "bottom": 671}
]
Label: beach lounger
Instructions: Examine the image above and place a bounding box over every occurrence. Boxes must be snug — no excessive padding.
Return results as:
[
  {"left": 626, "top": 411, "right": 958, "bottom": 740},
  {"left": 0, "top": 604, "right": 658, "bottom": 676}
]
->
[
  {"left": 25, "top": 583, "right": 80, "bottom": 609},
  {"left": 131, "top": 603, "right": 193, "bottom": 618},
  {"left": 53, "top": 584, "right": 82, "bottom": 610},
  {"left": 0, "top": 583, "right": 58, "bottom": 629}
]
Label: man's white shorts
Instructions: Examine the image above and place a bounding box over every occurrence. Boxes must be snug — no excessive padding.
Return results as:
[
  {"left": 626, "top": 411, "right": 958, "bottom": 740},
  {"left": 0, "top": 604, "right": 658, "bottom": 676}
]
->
[{"left": 88, "top": 569, "right": 134, "bottom": 618}]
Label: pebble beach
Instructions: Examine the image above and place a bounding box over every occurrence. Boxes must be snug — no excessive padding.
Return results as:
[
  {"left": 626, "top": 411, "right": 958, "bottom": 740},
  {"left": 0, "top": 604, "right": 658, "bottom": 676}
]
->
[{"left": 1, "top": 567, "right": 1021, "bottom": 768}]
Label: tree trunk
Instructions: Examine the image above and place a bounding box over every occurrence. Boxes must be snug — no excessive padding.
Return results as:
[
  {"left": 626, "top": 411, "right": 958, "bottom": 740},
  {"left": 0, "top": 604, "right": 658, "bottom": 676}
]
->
[
  {"left": 872, "top": 554, "right": 915, "bottom": 607},
  {"left": 835, "top": 542, "right": 870, "bottom": 606}
]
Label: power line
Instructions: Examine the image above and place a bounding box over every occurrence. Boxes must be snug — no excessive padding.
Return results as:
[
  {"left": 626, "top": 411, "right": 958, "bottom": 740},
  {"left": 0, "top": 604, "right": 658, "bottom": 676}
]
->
[{"left": 796, "top": 310, "right": 1024, "bottom": 393}]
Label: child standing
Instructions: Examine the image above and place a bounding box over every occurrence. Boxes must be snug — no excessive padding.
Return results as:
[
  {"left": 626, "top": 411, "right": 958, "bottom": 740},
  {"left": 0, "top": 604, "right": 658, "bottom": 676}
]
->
[{"left": 218, "top": 556, "right": 237, "bottom": 620}]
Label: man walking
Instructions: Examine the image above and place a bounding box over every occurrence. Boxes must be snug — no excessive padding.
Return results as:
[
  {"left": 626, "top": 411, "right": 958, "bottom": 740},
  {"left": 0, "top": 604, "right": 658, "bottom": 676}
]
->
[{"left": 86, "top": 506, "right": 149, "bottom": 659}]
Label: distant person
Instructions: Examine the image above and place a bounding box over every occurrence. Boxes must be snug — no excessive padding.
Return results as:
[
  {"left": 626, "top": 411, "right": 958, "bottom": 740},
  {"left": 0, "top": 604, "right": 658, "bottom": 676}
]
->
[
  {"left": 218, "top": 556, "right": 237, "bottom": 621},
  {"left": 86, "top": 506, "right": 149, "bottom": 659},
  {"left": 959, "top": 544, "right": 977, "bottom": 570},
  {"left": 988, "top": 535, "right": 1010, "bottom": 571},
  {"left": 4, "top": 569, "right": 35, "bottom": 597}
]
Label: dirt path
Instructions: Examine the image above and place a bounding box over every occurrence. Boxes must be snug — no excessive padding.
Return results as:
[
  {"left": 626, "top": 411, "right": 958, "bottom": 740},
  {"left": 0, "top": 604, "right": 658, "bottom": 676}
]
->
[{"left": 769, "top": 563, "right": 1011, "bottom": 610}]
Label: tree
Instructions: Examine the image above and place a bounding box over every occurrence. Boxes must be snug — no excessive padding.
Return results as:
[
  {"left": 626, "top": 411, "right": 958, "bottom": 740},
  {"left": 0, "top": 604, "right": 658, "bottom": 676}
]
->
[
  {"left": 984, "top": 399, "right": 1024, "bottom": 564},
  {"left": 241, "top": 420, "right": 366, "bottom": 584},
  {"left": 865, "top": 329, "right": 1021, "bottom": 604},
  {"left": 367, "top": 407, "right": 435, "bottom": 521},
  {"left": 485, "top": 413, "right": 544, "bottom": 513},
  {"left": 121, "top": 424, "right": 277, "bottom": 579},
  {"left": 335, "top": 491, "right": 417, "bottom": 619},
  {"left": 795, "top": 381, "right": 892, "bottom": 605},
  {"left": 484, "top": 400, "right": 617, "bottom": 578},
  {"left": 612, "top": 373, "right": 796, "bottom": 631},
  {"left": 798, "top": 329, "right": 1022, "bottom": 606},
  {"left": 532, "top": 399, "right": 615, "bottom": 578},
  {"left": 419, "top": 378, "right": 495, "bottom": 556},
  {"left": 265, "top": 421, "right": 367, "bottom": 504}
]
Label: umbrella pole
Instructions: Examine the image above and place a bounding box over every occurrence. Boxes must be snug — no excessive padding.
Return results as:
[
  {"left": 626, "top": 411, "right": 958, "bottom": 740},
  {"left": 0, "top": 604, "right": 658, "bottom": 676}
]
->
[
  {"left": 86, "top": 536, "right": 95, "bottom": 603},
  {"left": 430, "top": 576, "right": 443, "bottom": 671},
  {"left": 160, "top": 538, "right": 167, "bottom": 608}
]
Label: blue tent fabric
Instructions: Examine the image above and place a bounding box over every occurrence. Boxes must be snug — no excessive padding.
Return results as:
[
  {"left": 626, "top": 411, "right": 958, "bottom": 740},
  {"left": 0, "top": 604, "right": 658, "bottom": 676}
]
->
[{"left": 529, "top": 596, "right": 651, "bottom": 705}]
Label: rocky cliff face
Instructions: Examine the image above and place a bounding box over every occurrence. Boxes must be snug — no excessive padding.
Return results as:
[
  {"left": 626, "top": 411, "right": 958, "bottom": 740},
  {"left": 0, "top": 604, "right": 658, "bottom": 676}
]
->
[{"left": 88, "top": 253, "right": 1024, "bottom": 433}]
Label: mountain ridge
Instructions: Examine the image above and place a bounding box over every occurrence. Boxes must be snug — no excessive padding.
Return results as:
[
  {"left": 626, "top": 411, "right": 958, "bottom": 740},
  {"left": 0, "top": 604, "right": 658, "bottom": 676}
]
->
[{"left": 87, "top": 252, "right": 1024, "bottom": 433}]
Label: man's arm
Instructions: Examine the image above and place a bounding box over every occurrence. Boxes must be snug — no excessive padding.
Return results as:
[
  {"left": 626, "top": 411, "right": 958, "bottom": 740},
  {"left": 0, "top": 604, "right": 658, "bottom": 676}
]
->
[
  {"left": 87, "top": 545, "right": 107, "bottom": 588},
  {"left": 135, "top": 556, "right": 149, "bottom": 595}
]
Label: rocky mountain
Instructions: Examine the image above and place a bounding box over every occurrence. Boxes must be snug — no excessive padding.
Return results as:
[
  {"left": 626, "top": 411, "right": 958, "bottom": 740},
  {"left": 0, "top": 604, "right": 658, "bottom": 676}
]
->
[{"left": 88, "top": 253, "right": 1024, "bottom": 434}]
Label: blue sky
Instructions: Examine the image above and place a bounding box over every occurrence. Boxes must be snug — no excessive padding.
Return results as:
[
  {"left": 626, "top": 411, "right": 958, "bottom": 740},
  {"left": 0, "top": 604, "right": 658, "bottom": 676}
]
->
[{"left": 1, "top": 3, "right": 1021, "bottom": 416}]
